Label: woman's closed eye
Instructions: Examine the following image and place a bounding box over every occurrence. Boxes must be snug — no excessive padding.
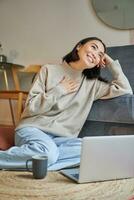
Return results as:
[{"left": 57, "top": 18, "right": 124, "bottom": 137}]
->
[
  {"left": 91, "top": 45, "right": 97, "bottom": 50},
  {"left": 91, "top": 45, "right": 104, "bottom": 58},
  {"left": 98, "top": 54, "right": 102, "bottom": 60},
  {"left": 99, "top": 50, "right": 104, "bottom": 58}
]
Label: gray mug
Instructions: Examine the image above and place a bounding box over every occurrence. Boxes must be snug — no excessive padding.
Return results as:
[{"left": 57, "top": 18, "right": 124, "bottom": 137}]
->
[{"left": 26, "top": 155, "right": 48, "bottom": 179}]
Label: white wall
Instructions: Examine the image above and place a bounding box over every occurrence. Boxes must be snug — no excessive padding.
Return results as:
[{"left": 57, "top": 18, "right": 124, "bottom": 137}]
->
[
  {"left": 0, "top": 0, "right": 131, "bottom": 66},
  {"left": 0, "top": 0, "right": 132, "bottom": 125}
]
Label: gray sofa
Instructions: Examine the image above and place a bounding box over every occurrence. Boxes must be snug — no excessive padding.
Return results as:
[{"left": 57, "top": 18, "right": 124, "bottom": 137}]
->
[{"left": 79, "top": 45, "right": 134, "bottom": 137}]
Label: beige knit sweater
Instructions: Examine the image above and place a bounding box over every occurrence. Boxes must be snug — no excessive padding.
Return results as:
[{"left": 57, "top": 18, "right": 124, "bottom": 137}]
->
[{"left": 16, "top": 60, "right": 133, "bottom": 137}]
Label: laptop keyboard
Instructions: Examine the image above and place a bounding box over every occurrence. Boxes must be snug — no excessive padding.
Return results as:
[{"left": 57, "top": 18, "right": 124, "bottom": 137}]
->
[{"left": 71, "top": 173, "right": 79, "bottom": 179}]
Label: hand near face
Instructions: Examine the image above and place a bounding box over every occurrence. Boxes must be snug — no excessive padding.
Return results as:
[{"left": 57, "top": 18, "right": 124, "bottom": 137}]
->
[
  {"left": 60, "top": 76, "right": 79, "bottom": 94},
  {"left": 99, "top": 54, "right": 114, "bottom": 68}
]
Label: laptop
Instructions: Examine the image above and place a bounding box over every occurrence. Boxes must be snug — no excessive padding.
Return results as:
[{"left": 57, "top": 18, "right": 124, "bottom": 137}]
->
[{"left": 60, "top": 135, "right": 134, "bottom": 183}]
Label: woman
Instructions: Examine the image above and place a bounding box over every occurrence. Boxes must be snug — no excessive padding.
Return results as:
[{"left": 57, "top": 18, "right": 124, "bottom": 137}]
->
[{"left": 0, "top": 37, "right": 132, "bottom": 170}]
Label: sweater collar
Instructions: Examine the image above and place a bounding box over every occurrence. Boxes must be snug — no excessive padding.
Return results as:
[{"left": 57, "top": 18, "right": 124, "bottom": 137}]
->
[{"left": 62, "top": 61, "right": 83, "bottom": 75}]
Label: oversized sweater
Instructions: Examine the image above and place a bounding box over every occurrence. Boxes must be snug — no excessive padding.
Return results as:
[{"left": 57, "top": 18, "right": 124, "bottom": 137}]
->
[{"left": 16, "top": 60, "right": 133, "bottom": 137}]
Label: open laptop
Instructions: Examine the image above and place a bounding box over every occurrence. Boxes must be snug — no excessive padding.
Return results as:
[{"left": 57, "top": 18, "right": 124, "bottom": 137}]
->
[{"left": 60, "top": 135, "right": 134, "bottom": 183}]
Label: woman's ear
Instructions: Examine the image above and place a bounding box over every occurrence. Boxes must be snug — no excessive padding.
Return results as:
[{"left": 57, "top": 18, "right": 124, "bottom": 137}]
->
[{"left": 76, "top": 44, "right": 82, "bottom": 51}]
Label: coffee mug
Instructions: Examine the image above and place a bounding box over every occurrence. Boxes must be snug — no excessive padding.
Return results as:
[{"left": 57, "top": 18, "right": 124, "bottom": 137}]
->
[{"left": 26, "top": 155, "right": 48, "bottom": 179}]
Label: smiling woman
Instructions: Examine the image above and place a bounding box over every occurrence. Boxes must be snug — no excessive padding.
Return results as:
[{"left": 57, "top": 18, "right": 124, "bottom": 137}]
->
[
  {"left": 92, "top": 0, "right": 134, "bottom": 30},
  {"left": 74, "top": 40, "right": 105, "bottom": 69},
  {"left": 0, "top": 37, "right": 132, "bottom": 171}
]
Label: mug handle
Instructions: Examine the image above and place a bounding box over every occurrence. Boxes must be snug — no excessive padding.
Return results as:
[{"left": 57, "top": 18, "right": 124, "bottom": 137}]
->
[{"left": 26, "top": 159, "right": 32, "bottom": 172}]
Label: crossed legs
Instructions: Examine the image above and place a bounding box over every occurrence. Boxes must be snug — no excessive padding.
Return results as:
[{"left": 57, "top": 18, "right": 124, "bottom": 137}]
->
[{"left": 0, "top": 127, "right": 82, "bottom": 170}]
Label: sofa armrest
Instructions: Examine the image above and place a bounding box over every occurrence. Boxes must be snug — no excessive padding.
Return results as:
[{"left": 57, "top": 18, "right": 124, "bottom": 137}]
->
[{"left": 88, "top": 94, "right": 134, "bottom": 124}]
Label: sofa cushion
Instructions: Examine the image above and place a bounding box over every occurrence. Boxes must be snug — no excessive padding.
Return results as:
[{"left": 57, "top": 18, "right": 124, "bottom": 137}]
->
[
  {"left": 78, "top": 94, "right": 134, "bottom": 138},
  {"left": 79, "top": 121, "right": 134, "bottom": 138}
]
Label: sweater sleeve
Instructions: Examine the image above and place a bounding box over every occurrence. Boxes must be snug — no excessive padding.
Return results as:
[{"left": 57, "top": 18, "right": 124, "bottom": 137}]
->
[
  {"left": 24, "top": 66, "right": 66, "bottom": 115},
  {"left": 95, "top": 60, "right": 133, "bottom": 100}
]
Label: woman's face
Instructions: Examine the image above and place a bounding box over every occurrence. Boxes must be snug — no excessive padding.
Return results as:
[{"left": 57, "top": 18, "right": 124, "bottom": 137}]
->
[{"left": 76, "top": 40, "right": 105, "bottom": 69}]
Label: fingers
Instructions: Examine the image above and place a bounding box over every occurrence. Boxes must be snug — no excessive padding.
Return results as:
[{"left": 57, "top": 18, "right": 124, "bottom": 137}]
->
[
  {"left": 97, "top": 58, "right": 105, "bottom": 68},
  {"left": 59, "top": 76, "right": 66, "bottom": 83},
  {"left": 60, "top": 76, "right": 79, "bottom": 93},
  {"left": 128, "top": 196, "right": 134, "bottom": 200},
  {"left": 98, "top": 54, "right": 114, "bottom": 68},
  {"left": 128, "top": 197, "right": 134, "bottom": 200},
  {"left": 103, "top": 54, "right": 114, "bottom": 65}
]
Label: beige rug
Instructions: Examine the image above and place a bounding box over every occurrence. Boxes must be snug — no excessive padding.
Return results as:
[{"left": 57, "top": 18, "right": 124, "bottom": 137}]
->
[{"left": 0, "top": 171, "right": 134, "bottom": 200}]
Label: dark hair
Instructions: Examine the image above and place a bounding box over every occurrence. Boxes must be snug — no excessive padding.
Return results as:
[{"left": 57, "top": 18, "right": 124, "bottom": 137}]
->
[{"left": 63, "top": 37, "right": 108, "bottom": 82}]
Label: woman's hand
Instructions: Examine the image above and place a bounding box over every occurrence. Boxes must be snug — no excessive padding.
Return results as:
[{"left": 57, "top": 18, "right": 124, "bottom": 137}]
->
[
  {"left": 60, "top": 76, "right": 79, "bottom": 94},
  {"left": 128, "top": 196, "right": 134, "bottom": 200},
  {"left": 100, "top": 54, "right": 114, "bottom": 67}
]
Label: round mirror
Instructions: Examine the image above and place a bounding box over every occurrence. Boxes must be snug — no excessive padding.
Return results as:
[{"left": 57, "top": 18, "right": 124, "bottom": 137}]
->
[{"left": 92, "top": 0, "right": 134, "bottom": 30}]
